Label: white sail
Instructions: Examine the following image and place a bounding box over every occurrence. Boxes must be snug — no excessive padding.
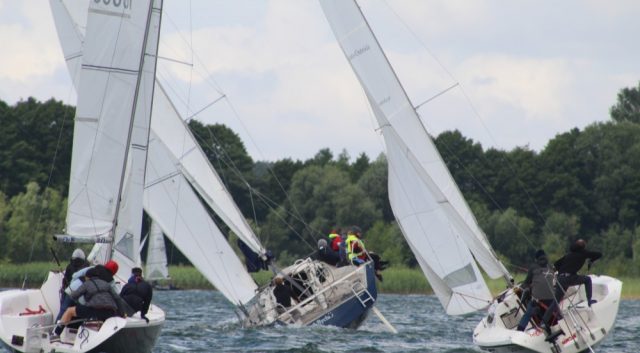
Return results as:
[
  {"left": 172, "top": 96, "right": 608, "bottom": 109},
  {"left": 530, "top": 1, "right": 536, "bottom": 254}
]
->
[
  {"left": 152, "top": 83, "right": 265, "bottom": 255},
  {"left": 319, "top": 0, "right": 509, "bottom": 314},
  {"left": 146, "top": 220, "right": 170, "bottom": 281},
  {"left": 144, "top": 132, "right": 258, "bottom": 305},
  {"left": 63, "top": 0, "right": 156, "bottom": 242},
  {"left": 51, "top": 0, "right": 264, "bottom": 257}
]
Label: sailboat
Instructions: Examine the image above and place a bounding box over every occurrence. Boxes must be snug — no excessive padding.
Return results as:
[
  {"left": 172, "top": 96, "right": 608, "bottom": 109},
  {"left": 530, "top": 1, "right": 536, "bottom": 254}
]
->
[
  {"left": 49, "top": 0, "right": 380, "bottom": 330},
  {"left": 144, "top": 221, "right": 175, "bottom": 290},
  {"left": 319, "top": 0, "right": 622, "bottom": 352},
  {"left": 0, "top": 1, "right": 166, "bottom": 352}
]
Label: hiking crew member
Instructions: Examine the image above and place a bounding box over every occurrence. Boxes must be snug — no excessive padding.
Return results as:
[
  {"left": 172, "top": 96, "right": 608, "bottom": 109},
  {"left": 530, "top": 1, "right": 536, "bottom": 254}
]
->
[
  {"left": 517, "top": 250, "right": 555, "bottom": 331},
  {"left": 53, "top": 261, "right": 122, "bottom": 338},
  {"left": 56, "top": 249, "right": 89, "bottom": 323},
  {"left": 346, "top": 226, "right": 367, "bottom": 265},
  {"left": 554, "top": 238, "right": 602, "bottom": 306},
  {"left": 328, "top": 229, "right": 342, "bottom": 252},
  {"left": 120, "top": 267, "right": 153, "bottom": 323},
  {"left": 314, "top": 239, "right": 340, "bottom": 266}
]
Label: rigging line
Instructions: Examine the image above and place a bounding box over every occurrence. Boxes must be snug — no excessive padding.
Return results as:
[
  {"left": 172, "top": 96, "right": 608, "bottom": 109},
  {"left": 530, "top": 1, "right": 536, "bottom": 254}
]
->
[
  {"left": 157, "top": 55, "right": 193, "bottom": 67},
  {"left": 162, "top": 9, "right": 316, "bottom": 247},
  {"left": 423, "top": 125, "right": 536, "bottom": 249},
  {"left": 24, "top": 96, "right": 73, "bottom": 274},
  {"left": 187, "top": 116, "right": 318, "bottom": 250},
  {"left": 157, "top": 8, "right": 225, "bottom": 96},
  {"left": 221, "top": 99, "right": 321, "bottom": 244},
  {"left": 247, "top": 189, "right": 316, "bottom": 251},
  {"left": 162, "top": 6, "right": 317, "bottom": 244},
  {"left": 414, "top": 82, "right": 459, "bottom": 111},
  {"left": 186, "top": 94, "right": 226, "bottom": 121},
  {"left": 381, "top": 0, "right": 547, "bottom": 247}
]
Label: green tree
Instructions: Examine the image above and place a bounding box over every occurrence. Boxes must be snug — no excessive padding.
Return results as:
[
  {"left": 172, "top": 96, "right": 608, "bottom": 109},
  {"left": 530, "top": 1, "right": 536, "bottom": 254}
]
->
[
  {"left": 357, "top": 154, "right": 392, "bottom": 222},
  {"left": 5, "top": 182, "right": 66, "bottom": 263},
  {"left": 610, "top": 81, "right": 640, "bottom": 124}
]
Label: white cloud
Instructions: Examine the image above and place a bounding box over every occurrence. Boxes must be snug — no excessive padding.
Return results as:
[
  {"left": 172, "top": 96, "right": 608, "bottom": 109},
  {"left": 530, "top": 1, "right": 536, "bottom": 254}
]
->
[
  {"left": 457, "top": 54, "right": 573, "bottom": 122},
  {"left": 0, "top": 3, "right": 65, "bottom": 101}
]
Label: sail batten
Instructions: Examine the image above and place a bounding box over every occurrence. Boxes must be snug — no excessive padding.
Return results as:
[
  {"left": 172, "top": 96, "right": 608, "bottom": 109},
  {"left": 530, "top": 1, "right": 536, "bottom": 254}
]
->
[{"left": 320, "top": 0, "right": 509, "bottom": 315}]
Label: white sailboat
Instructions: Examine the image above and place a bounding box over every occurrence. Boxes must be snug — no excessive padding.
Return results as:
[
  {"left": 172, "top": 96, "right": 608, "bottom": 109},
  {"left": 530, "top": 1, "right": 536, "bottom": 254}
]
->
[
  {"left": 145, "top": 220, "right": 172, "bottom": 287},
  {"left": 319, "top": 1, "right": 622, "bottom": 352},
  {"left": 50, "top": 0, "right": 380, "bottom": 329},
  {"left": 0, "top": 1, "right": 165, "bottom": 352}
]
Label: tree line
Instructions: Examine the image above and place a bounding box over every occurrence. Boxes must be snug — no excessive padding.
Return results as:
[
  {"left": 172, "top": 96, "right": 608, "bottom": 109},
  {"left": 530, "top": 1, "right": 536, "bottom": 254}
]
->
[{"left": 1, "top": 81, "right": 639, "bottom": 277}]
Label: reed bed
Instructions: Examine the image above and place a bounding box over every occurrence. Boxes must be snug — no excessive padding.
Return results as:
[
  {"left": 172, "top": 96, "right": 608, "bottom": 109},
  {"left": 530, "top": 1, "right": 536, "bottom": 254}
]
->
[{"left": 1, "top": 263, "right": 639, "bottom": 299}]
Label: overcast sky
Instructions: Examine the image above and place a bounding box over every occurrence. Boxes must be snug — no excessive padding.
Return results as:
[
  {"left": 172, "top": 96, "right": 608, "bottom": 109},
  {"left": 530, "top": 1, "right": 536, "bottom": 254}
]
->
[{"left": 1, "top": 0, "right": 639, "bottom": 161}]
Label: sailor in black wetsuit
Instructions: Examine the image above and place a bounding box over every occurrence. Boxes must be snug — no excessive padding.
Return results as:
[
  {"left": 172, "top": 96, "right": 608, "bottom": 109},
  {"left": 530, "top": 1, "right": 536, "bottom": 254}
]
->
[
  {"left": 554, "top": 238, "right": 602, "bottom": 306},
  {"left": 541, "top": 239, "right": 602, "bottom": 339}
]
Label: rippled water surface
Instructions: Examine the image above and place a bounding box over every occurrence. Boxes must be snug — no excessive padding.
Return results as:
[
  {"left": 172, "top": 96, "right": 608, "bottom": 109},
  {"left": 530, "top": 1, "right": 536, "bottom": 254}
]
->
[
  {"left": 151, "top": 290, "right": 639, "bottom": 353},
  {"left": 1, "top": 289, "right": 636, "bottom": 352}
]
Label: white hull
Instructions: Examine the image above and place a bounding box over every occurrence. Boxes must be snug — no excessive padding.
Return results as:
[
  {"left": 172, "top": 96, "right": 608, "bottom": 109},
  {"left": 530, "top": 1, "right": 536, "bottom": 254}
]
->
[
  {"left": 473, "top": 275, "right": 622, "bottom": 353},
  {"left": 0, "top": 272, "right": 164, "bottom": 353}
]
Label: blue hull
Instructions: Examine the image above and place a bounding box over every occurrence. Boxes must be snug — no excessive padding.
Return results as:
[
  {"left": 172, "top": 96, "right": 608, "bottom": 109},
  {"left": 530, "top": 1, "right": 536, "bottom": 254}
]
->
[{"left": 309, "top": 263, "right": 378, "bottom": 329}]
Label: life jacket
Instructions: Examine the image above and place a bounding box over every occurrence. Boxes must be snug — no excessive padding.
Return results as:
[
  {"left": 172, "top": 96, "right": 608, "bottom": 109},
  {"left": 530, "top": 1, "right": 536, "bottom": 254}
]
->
[
  {"left": 328, "top": 232, "right": 342, "bottom": 252},
  {"left": 346, "top": 234, "right": 366, "bottom": 260}
]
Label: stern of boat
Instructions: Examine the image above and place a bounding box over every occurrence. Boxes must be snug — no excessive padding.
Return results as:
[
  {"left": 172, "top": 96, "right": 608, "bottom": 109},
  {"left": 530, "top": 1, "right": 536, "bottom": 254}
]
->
[{"left": 473, "top": 275, "right": 623, "bottom": 353}]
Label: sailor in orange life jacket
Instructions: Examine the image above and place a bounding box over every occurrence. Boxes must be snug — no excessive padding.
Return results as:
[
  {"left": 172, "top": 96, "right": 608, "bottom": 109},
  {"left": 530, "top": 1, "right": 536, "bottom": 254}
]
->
[{"left": 346, "top": 226, "right": 367, "bottom": 265}]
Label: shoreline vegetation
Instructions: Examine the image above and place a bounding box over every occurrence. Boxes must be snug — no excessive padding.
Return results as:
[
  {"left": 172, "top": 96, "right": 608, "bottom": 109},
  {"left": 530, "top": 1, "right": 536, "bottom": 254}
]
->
[{"left": 2, "top": 262, "right": 638, "bottom": 299}]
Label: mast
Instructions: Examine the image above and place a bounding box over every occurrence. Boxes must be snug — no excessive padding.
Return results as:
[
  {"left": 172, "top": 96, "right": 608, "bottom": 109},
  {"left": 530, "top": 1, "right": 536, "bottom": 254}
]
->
[{"left": 109, "top": 0, "right": 159, "bottom": 260}]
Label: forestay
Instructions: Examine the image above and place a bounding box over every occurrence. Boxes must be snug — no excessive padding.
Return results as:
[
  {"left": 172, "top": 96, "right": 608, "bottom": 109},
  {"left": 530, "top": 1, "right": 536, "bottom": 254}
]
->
[{"left": 319, "top": 0, "right": 510, "bottom": 315}]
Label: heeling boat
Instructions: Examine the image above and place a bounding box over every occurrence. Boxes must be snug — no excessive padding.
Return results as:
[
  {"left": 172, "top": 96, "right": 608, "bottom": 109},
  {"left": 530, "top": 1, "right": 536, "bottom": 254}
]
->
[
  {"left": 0, "top": 1, "right": 165, "bottom": 352},
  {"left": 319, "top": 0, "right": 622, "bottom": 352},
  {"left": 50, "top": 0, "right": 379, "bottom": 330}
]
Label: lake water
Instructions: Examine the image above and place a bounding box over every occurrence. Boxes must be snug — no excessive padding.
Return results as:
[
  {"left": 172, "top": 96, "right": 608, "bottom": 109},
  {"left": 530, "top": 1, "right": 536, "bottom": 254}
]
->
[
  {"left": 1, "top": 289, "right": 637, "bottom": 352},
  {"left": 152, "top": 290, "right": 639, "bottom": 353}
]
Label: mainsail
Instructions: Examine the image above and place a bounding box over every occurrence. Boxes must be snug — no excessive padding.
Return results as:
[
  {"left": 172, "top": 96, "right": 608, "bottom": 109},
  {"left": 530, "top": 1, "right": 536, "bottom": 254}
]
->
[
  {"left": 51, "top": 0, "right": 261, "bottom": 305},
  {"left": 57, "top": 0, "right": 162, "bottom": 281},
  {"left": 319, "top": 0, "right": 510, "bottom": 315}
]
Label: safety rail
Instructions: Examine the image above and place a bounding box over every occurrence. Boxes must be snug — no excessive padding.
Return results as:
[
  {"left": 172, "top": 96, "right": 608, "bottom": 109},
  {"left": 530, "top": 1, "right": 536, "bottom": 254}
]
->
[{"left": 276, "top": 262, "right": 371, "bottom": 322}]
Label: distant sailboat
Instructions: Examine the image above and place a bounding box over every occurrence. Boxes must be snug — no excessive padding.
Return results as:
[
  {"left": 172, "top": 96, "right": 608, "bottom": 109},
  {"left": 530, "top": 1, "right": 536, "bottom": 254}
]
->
[
  {"left": 0, "top": 1, "right": 165, "bottom": 352},
  {"left": 145, "top": 221, "right": 174, "bottom": 289},
  {"left": 50, "top": 0, "right": 380, "bottom": 329},
  {"left": 319, "top": 0, "right": 622, "bottom": 352}
]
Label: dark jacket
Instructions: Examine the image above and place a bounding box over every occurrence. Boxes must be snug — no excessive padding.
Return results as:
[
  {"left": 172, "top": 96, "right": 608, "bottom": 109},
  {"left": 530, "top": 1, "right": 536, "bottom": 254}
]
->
[
  {"left": 273, "top": 284, "right": 293, "bottom": 308},
  {"left": 554, "top": 245, "right": 602, "bottom": 275},
  {"left": 314, "top": 247, "right": 340, "bottom": 266},
  {"left": 63, "top": 258, "right": 90, "bottom": 289},
  {"left": 523, "top": 256, "right": 555, "bottom": 300},
  {"left": 71, "top": 277, "right": 118, "bottom": 311},
  {"left": 120, "top": 276, "right": 153, "bottom": 316}
]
